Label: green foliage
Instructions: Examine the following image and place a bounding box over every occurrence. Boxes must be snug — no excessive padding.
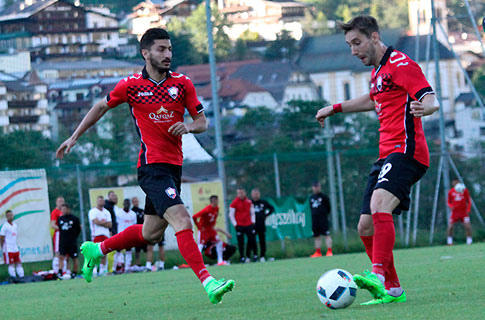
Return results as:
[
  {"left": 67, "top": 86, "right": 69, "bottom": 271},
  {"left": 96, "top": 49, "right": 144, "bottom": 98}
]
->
[
  {"left": 0, "top": 130, "right": 54, "bottom": 170},
  {"left": 301, "top": 9, "right": 332, "bottom": 36},
  {"left": 263, "top": 30, "right": 298, "bottom": 61},
  {"left": 302, "top": 0, "right": 410, "bottom": 30},
  {"left": 233, "top": 39, "right": 248, "bottom": 61},
  {"left": 471, "top": 64, "right": 485, "bottom": 99},
  {"left": 270, "top": 31, "right": 294, "bottom": 58},
  {"left": 184, "top": 3, "right": 233, "bottom": 62},
  {"left": 239, "top": 30, "right": 262, "bottom": 42}
]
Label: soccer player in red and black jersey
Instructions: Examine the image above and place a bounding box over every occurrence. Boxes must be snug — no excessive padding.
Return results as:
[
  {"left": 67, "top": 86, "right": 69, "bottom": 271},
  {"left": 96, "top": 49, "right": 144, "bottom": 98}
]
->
[
  {"left": 316, "top": 16, "right": 440, "bottom": 305},
  {"left": 446, "top": 179, "right": 472, "bottom": 245},
  {"left": 56, "top": 28, "right": 234, "bottom": 304},
  {"left": 193, "top": 195, "right": 234, "bottom": 265}
]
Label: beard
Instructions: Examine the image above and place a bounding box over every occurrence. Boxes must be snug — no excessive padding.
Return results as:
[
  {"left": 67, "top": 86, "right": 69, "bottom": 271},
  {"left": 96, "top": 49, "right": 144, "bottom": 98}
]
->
[{"left": 149, "top": 55, "right": 170, "bottom": 74}]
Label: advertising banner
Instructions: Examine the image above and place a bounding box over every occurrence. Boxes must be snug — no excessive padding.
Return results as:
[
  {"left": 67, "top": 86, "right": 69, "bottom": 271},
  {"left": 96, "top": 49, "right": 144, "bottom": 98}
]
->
[{"left": 0, "top": 169, "right": 53, "bottom": 263}]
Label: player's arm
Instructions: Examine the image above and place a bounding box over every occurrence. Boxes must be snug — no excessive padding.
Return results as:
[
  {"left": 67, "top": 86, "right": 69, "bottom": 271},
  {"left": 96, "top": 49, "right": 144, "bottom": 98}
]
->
[
  {"left": 168, "top": 112, "right": 208, "bottom": 136},
  {"left": 250, "top": 204, "right": 256, "bottom": 224},
  {"left": 56, "top": 99, "right": 111, "bottom": 159},
  {"left": 229, "top": 207, "right": 237, "bottom": 227},
  {"left": 0, "top": 235, "right": 4, "bottom": 247},
  {"left": 265, "top": 202, "right": 275, "bottom": 217},
  {"left": 50, "top": 219, "right": 59, "bottom": 230},
  {"left": 215, "top": 228, "right": 232, "bottom": 239},
  {"left": 316, "top": 94, "right": 375, "bottom": 128},
  {"left": 410, "top": 94, "right": 439, "bottom": 118}
]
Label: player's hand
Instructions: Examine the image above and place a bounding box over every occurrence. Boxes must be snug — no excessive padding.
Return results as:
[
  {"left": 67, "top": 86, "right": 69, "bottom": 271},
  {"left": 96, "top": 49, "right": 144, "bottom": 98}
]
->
[
  {"left": 56, "top": 137, "right": 77, "bottom": 159},
  {"left": 168, "top": 122, "right": 190, "bottom": 136},
  {"left": 315, "top": 106, "right": 334, "bottom": 128},
  {"left": 410, "top": 101, "right": 425, "bottom": 117}
]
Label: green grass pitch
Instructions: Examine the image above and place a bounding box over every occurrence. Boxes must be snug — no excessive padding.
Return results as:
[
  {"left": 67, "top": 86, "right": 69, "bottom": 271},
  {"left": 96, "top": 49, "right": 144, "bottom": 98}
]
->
[{"left": 1, "top": 243, "right": 484, "bottom": 320}]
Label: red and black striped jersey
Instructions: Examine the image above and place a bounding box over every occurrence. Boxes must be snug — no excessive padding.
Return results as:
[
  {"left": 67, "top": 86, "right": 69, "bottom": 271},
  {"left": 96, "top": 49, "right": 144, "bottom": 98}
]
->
[
  {"left": 106, "top": 67, "right": 203, "bottom": 167},
  {"left": 369, "top": 47, "right": 433, "bottom": 167}
]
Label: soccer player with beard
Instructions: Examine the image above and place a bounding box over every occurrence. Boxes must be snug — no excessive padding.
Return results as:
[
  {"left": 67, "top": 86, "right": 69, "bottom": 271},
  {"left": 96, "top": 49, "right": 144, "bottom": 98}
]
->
[
  {"left": 316, "top": 16, "right": 439, "bottom": 305},
  {"left": 56, "top": 28, "right": 235, "bottom": 304}
]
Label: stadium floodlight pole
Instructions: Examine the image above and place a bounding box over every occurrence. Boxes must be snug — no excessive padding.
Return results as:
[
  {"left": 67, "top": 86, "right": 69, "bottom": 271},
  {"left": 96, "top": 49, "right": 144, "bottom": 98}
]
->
[
  {"left": 76, "top": 164, "right": 87, "bottom": 243},
  {"left": 431, "top": 0, "right": 451, "bottom": 225},
  {"left": 324, "top": 119, "right": 339, "bottom": 232},
  {"left": 205, "top": 0, "right": 229, "bottom": 232},
  {"left": 273, "top": 153, "right": 281, "bottom": 198}
]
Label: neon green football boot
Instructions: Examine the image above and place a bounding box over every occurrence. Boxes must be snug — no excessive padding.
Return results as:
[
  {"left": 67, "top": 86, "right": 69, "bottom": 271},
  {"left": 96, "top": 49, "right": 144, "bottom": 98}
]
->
[
  {"left": 353, "top": 270, "right": 387, "bottom": 300},
  {"left": 361, "top": 291, "right": 407, "bottom": 305},
  {"left": 204, "top": 278, "right": 235, "bottom": 304},
  {"left": 80, "top": 241, "right": 103, "bottom": 283}
]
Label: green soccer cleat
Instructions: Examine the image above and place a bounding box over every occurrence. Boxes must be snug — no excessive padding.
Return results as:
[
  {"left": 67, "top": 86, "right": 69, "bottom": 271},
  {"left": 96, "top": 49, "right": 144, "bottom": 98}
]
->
[
  {"left": 205, "top": 278, "right": 235, "bottom": 304},
  {"left": 80, "top": 241, "right": 103, "bottom": 283},
  {"left": 353, "top": 270, "right": 387, "bottom": 300},
  {"left": 361, "top": 291, "right": 407, "bottom": 305}
]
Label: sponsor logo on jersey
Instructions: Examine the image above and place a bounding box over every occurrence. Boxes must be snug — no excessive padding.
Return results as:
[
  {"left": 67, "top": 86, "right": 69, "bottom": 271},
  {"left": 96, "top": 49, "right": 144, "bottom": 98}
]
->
[
  {"left": 138, "top": 91, "right": 154, "bottom": 97},
  {"left": 165, "top": 187, "right": 177, "bottom": 199},
  {"left": 149, "top": 105, "right": 174, "bottom": 122},
  {"left": 156, "top": 105, "right": 169, "bottom": 114},
  {"left": 168, "top": 87, "right": 179, "bottom": 100},
  {"left": 377, "top": 76, "right": 383, "bottom": 91}
]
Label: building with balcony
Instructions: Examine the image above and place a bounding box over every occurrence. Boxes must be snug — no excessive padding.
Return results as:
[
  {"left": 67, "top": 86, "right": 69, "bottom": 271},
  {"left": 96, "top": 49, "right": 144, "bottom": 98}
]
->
[
  {"left": 0, "top": 0, "right": 124, "bottom": 61},
  {"left": 0, "top": 70, "right": 49, "bottom": 136}
]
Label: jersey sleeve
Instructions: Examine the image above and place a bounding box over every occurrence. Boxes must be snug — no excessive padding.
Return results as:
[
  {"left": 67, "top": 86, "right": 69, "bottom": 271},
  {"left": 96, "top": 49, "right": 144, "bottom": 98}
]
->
[
  {"left": 229, "top": 199, "right": 237, "bottom": 209},
  {"left": 392, "top": 58, "right": 433, "bottom": 101},
  {"left": 184, "top": 77, "right": 204, "bottom": 117},
  {"left": 106, "top": 78, "right": 129, "bottom": 108},
  {"left": 88, "top": 209, "right": 95, "bottom": 222},
  {"left": 0, "top": 224, "right": 6, "bottom": 236}
]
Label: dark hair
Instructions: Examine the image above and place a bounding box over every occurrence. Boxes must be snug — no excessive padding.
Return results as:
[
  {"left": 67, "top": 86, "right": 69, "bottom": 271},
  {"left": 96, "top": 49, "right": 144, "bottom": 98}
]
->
[
  {"left": 337, "top": 15, "right": 380, "bottom": 38},
  {"left": 140, "top": 28, "right": 171, "bottom": 55},
  {"left": 61, "top": 203, "right": 70, "bottom": 209},
  {"left": 6, "top": 210, "right": 12, "bottom": 214},
  {"left": 209, "top": 195, "right": 218, "bottom": 201},
  {"left": 97, "top": 195, "right": 104, "bottom": 200}
]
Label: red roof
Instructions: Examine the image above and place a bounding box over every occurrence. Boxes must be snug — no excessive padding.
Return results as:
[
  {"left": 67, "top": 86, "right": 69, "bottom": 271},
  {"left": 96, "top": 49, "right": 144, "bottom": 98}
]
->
[
  {"left": 176, "top": 59, "right": 260, "bottom": 86},
  {"left": 197, "top": 78, "right": 266, "bottom": 101}
]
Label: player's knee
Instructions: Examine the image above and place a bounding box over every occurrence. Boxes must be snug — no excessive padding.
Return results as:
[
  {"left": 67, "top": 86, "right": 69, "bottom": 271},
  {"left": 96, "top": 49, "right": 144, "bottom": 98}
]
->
[
  {"left": 358, "top": 221, "right": 373, "bottom": 236},
  {"left": 142, "top": 229, "right": 161, "bottom": 244}
]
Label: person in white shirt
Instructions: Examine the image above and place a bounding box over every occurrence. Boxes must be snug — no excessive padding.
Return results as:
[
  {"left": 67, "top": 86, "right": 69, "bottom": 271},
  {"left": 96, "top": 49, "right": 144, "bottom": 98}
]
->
[
  {"left": 114, "top": 199, "right": 137, "bottom": 272},
  {"left": 0, "top": 210, "right": 24, "bottom": 278},
  {"left": 88, "top": 196, "right": 112, "bottom": 275}
]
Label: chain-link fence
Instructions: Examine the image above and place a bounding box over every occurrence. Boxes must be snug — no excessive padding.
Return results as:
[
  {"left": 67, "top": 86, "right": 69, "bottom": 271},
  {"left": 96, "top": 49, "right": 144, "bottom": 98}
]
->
[{"left": 45, "top": 149, "right": 485, "bottom": 248}]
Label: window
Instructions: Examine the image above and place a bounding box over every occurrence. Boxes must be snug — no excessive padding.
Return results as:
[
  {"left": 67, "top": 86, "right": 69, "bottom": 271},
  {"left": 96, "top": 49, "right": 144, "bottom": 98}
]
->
[
  {"left": 317, "top": 85, "right": 323, "bottom": 99},
  {"left": 480, "top": 127, "right": 485, "bottom": 137},
  {"left": 344, "top": 82, "right": 351, "bottom": 100}
]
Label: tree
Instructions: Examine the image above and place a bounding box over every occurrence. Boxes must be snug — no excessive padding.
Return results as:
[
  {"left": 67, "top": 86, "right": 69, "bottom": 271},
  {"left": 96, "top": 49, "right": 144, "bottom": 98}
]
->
[
  {"left": 264, "top": 30, "right": 298, "bottom": 61},
  {"left": 185, "top": 3, "right": 233, "bottom": 62},
  {"left": 472, "top": 64, "right": 485, "bottom": 99},
  {"left": 302, "top": 9, "right": 332, "bottom": 36},
  {"left": 0, "top": 130, "right": 54, "bottom": 170}
]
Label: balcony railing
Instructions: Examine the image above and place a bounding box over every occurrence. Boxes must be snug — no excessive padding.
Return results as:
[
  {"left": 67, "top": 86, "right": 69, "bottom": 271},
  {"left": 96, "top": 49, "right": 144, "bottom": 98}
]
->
[
  {"left": 7, "top": 100, "right": 37, "bottom": 108},
  {"left": 9, "top": 115, "right": 40, "bottom": 124}
]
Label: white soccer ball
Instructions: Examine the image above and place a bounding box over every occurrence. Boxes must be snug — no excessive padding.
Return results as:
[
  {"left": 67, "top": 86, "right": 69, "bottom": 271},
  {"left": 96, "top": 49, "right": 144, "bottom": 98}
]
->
[{"left": 316, "top": 268, "right": 357, "bottom": 309}]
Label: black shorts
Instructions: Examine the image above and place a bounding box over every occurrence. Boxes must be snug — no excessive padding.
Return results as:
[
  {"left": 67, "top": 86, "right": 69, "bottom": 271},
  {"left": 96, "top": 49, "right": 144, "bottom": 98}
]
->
[
  {"left": 59, "top": 242, "right": 78, "bottom": 258},
  {"left": 361, "top": 153, "right": 428, "bottom": 215},
  {"left": 312, "top": 214, "right": 330, "bottom": 237},
  {"left": 135, "top": 244, "right": 147, "bottom": 253},
  {"left": 138, "top": 163, "right": 184, "bottom": 219}
]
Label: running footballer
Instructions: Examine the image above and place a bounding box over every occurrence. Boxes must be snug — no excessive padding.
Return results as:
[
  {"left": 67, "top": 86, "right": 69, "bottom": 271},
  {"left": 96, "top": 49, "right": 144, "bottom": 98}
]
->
[
  {"left": 316, "top": 16, "right": 439, "bottom": 305},
  {"left": 56, "top": 28, "right": 234, "bottom": 304}
]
